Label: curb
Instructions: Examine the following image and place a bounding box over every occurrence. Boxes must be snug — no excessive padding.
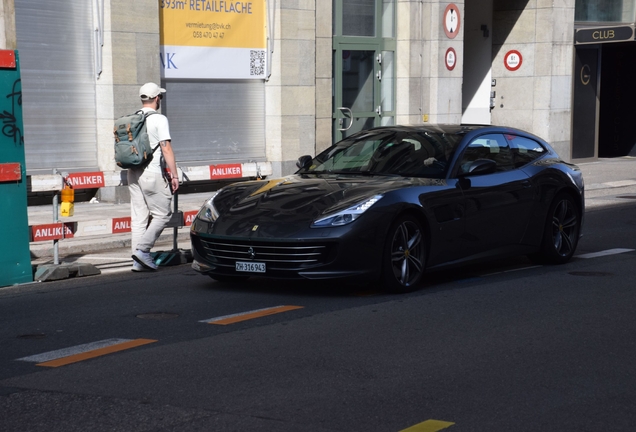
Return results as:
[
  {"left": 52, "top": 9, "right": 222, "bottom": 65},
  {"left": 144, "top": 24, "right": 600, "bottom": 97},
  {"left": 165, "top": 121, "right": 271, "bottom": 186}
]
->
[
  {"left": 29, "top": 230, "right": 191, "bottom": 259},
  {"left": 34, "top": 262, "right": 101, "bottom": 282}
]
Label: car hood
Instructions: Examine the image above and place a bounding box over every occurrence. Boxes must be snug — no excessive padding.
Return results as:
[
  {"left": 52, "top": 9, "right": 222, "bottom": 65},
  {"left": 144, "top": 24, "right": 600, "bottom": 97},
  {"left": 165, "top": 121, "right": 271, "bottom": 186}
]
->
[{"left": 207, "top": 174, "right": 441, "bottom": 238}]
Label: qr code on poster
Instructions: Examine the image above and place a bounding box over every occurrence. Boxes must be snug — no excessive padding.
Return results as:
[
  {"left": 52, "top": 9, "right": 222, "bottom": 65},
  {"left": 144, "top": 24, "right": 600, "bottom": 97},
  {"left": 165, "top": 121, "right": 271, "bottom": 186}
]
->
[{"left": 250, "top": 50, "right": 265, "bottom": 76}]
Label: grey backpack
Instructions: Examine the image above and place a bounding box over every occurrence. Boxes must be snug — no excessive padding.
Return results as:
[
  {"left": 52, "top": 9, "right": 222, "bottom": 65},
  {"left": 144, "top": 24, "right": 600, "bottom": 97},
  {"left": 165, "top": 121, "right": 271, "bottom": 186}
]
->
[{"left": 113, "top": 110, "right": 158, "bottom": 169}]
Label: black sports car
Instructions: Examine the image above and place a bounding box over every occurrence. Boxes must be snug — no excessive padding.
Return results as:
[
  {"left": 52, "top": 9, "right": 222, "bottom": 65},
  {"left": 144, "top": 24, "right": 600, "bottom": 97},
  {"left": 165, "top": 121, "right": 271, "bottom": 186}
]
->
[{"left": 190, "top": 125, "right": 584, "bottom": 292}]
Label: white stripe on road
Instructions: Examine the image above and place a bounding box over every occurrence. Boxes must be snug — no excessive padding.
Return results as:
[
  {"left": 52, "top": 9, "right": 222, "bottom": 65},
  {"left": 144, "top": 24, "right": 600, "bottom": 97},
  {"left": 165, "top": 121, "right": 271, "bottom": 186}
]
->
[
  {"left": 586, "top": 180, "right": 636, "bottom": 190},
  {"left": 603, "top": 180, "right": 636, "bottom": 188},
  {"left": 16, "top": 338, "right": 134, "bottom": 363},
  {"left": 576, "top": 248, "right": 635, "bottom": 259},
  {"left": 482, "top": 265, "right": 542, "bottom": 277}
]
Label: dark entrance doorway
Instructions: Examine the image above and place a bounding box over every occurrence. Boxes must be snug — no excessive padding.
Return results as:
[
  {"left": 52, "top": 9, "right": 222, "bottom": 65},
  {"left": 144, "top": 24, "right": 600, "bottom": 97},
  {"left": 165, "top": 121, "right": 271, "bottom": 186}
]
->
[
  {"left": 598, "top": 41, "right": 636, "bottom": 157},
  {"left": 572, "top": 46, "right": 599, "bottom": 160}
]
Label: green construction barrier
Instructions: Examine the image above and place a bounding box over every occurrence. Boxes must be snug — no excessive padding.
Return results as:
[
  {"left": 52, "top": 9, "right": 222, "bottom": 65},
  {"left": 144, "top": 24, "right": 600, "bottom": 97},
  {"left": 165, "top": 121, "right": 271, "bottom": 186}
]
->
[{"left": 0, "top": 50, "right": 32, "bottom": 287}]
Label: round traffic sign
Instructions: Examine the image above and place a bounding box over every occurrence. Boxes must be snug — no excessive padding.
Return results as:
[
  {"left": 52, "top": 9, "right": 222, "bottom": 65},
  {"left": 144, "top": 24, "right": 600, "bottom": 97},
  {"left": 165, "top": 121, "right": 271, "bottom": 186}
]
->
[
  {"left": 504, "top": 50, "right": 522, "bottom": 71},
  {"left": 445, "top": 47, "right": 457, "bottom": 71},
  {"left": 444, "top": 4, "right": 461, "bottom": 39}
]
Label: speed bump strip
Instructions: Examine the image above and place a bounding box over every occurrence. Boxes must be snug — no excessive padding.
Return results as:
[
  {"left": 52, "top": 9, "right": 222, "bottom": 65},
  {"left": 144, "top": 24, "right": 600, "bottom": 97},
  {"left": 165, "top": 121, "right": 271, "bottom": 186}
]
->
[
  {"left": 17, "top": 338, "right": 156, "bottom": 368},
  {"left": 200, "top": 305, "right": 304, "bottom": 325}
]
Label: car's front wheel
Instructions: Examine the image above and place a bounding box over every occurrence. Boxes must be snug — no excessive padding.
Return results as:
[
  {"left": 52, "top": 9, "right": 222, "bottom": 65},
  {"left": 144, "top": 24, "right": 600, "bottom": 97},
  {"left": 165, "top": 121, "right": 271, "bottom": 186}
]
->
[
  {"left": 382, "top": 215, "right": 427, "bottom": 293},
  {"left": 534, "top": 193, "right": 581, "bottom": 264}
]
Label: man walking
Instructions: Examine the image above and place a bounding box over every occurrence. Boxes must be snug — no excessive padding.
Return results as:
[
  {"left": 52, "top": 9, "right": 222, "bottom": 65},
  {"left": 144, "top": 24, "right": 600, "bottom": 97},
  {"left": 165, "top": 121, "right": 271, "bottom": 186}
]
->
[{"left": 129, "top": 82, "right": 180, "bottom": 272}]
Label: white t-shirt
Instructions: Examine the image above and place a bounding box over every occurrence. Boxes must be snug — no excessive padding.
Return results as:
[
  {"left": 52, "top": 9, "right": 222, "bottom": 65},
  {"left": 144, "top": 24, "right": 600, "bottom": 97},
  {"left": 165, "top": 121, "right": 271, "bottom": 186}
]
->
[{"left": 141, "top": 107, "right": 171, "bottom": 174}]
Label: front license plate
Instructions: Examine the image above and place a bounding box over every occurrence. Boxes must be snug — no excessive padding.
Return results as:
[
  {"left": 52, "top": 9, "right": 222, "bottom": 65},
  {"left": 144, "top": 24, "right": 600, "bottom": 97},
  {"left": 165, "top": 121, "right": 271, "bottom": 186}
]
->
[{"left": 236, "top": 261, "right": 266, "bottom": 273}]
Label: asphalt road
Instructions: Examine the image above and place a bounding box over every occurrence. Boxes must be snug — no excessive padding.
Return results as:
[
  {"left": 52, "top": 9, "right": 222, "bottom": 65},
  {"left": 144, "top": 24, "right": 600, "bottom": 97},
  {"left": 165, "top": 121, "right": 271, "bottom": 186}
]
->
[{"left": 1, "top": 196, "right": 636, "bottom": 431}]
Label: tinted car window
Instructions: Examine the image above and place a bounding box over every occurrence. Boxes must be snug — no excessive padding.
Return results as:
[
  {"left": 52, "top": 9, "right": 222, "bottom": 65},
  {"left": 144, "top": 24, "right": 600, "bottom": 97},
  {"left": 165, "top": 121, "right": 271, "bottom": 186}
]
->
[
  {"left": 505, "top": 134, "right": 546, "bottom": 167},
  {"left": 303, "top": 130, "right": 464, "bottom": 179},
  {"left": 458, "top": 133, "right": 514, "bottom": 174}
]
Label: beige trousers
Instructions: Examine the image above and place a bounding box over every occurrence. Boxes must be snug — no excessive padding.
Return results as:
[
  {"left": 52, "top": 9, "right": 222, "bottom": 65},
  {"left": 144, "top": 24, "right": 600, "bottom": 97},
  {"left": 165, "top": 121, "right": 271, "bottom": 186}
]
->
[{"left": 127, "top": 168, "right": 173, "bottom": 253}]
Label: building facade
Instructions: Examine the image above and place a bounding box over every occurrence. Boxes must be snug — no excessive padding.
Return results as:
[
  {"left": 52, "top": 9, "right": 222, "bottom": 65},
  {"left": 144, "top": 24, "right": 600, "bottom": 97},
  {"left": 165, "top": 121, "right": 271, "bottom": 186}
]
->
[{"left": 12, "top": 0, "right": 636, "bottom": 197}]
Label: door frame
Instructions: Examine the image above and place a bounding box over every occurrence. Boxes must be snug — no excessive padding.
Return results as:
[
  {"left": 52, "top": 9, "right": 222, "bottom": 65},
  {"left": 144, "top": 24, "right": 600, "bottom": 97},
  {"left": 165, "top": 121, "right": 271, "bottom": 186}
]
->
[{"left": 332, "top": 0, "right": 396, "bottom": 143}]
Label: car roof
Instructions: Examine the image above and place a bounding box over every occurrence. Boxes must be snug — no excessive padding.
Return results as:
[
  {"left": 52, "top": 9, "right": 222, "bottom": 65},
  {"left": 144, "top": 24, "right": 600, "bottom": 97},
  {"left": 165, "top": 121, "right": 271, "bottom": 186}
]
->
[{"left": 358, "top": 124, "right": 546, "bottom": 143}]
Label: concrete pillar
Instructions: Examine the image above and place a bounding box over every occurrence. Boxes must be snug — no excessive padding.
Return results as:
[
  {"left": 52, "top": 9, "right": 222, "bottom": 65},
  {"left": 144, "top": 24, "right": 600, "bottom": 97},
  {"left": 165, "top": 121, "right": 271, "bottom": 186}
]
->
[
  {"left": 316, "top": 1, "right": 333, "bottom": 155},
  {"left": 397, "top": 0, "right": 464, "bottom": 125},
  {"left": 97, "top": 0, "right": 162, "bottom": 202},
  {"left": 265, "top": 2, "right": 317, "bottom": 177},
  {"left": 0, "top": 0, "right": 16, "bottom": 50}
]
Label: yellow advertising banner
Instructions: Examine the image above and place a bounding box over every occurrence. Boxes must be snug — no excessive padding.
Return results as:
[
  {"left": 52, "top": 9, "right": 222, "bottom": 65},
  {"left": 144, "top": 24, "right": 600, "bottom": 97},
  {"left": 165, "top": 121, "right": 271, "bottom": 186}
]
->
[{"left": 160, "top": 0, "right": 266, "bottom": 49}]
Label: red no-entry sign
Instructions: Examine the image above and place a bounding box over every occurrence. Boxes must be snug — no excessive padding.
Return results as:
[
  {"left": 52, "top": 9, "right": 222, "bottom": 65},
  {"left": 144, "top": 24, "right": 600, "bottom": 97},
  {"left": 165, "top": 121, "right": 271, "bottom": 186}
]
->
[{"left": 504, "top": 50, "right": 523, "bottom": 71}]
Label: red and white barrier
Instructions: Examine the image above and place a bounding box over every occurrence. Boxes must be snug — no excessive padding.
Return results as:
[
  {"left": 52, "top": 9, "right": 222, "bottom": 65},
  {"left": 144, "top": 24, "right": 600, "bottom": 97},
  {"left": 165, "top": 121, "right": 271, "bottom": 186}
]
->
[
  {"left": 29, "top": 162, "right": 272, "bottom": 192},
  {"left": 30, "top": 210, "right": 200, "bottom": 242},
  {"left": 28, "top": 162, "right": 273, "bottom": 243}
]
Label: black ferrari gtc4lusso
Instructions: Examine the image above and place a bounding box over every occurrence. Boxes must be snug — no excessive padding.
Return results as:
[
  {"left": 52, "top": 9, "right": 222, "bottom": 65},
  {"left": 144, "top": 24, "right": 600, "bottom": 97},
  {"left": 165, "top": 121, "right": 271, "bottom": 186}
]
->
[{"left": 190, "top": 125, "right": 584, "bottom": 293}]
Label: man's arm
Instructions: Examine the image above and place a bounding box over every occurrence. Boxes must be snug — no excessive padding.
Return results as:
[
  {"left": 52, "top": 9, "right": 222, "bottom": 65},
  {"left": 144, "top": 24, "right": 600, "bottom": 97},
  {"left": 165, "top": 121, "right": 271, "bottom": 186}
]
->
[{"left": 160, "top": 140, "right": 179, "bottom": 192}]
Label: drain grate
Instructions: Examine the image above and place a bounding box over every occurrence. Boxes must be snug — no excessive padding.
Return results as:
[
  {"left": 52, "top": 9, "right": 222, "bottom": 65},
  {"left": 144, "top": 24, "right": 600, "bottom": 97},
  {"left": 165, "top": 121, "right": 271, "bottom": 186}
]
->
[
  {"left": 136, "top": 312, "right": 179, "bottom": 320},
  {"left": 617, "top": 196, "right": 636, "bottom": 200},
  {"left": 568, "top": 271, "right": 613, "bottom": 277}
]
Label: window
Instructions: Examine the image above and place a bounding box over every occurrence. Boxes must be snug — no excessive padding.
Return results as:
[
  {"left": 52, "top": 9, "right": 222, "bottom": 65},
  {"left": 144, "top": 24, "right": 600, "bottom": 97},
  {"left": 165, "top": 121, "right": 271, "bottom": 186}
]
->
[
  {"left": 505, "top": 135, "right": 546, "bottom": 167},
  {"left": 575, "top": 0, "right": 633, "bottom": 23},
  {"left": 305, "top": 130, "right": 461, "bottom": 178},
  {"left": 459, "top": 134, "right": 514, "bottom": 174}
]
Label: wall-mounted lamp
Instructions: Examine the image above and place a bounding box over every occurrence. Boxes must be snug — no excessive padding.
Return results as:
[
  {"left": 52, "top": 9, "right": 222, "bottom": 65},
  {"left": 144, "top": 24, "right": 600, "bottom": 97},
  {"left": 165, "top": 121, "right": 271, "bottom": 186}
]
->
[{"left": 481, "top": 25, "right": 489, "bottom": 38}]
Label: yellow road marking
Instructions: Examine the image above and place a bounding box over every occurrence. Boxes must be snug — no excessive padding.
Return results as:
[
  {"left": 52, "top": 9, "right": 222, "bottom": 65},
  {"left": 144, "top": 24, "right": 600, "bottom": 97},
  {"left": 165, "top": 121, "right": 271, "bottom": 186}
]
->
[
  {"left": 204, "top": 305, "right": 304, "bottom": 325},
  {"left": 400, "top": 419, "right": 455, "bottom": 432},
  {"left": 36, "top": 339, "right": 157, "bottom": 368}
]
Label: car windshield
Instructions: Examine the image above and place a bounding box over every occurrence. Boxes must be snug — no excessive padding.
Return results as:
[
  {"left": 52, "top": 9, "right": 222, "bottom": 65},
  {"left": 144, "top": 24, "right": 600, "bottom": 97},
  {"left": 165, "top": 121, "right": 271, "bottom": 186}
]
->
[{"left": 300, "top": 130, "right": 464, "bottom": 179}]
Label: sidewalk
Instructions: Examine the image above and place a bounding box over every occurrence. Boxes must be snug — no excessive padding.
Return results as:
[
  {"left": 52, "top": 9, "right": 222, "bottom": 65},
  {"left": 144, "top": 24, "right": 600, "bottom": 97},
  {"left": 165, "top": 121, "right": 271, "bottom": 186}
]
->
[
  {"left": 577, "top": 157, "right": 636, "bottom": 210},
  {"left": 28, "top": 191, "right": 211, "bottom": 259},
  {"left": 25, "top": 157, "right": 636, "bottom": 271}
]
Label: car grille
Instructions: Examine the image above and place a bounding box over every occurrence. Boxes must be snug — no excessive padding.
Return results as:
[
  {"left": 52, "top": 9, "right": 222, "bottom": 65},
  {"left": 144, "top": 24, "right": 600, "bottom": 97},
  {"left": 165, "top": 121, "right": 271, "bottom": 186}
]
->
[{"left": 195, "top": 237, "right": 336, "bottom": 271}]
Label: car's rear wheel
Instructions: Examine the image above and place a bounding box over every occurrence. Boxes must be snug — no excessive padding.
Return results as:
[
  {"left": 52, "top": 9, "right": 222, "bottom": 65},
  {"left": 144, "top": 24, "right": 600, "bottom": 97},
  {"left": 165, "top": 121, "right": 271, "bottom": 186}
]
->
[
  {"left": 382, "top": 215, "right": 426, "bottom": 293},
  {"left": 533, "top": 193, "right": 581, "bottom": 264}
]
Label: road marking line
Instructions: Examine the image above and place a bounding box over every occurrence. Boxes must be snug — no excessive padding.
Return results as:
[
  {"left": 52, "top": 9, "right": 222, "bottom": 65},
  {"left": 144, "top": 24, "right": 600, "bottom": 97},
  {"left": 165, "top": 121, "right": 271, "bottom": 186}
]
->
[
  {"left": 482, "top": 265, "right": 542, "bottom": 277},
  {"left": 604, "top": 180, "right": 636, "bottom": 188},
  {"left": 400, "top": 419, "right": 455, "bottom": 432},
  {"left": 16, "top": 338, "right": 156, "bottom": 368},
  {"left": 576, "top": 248, "right": 635, "bottom": 259},
  {"left": 201, "top": 305, "right": 304, "bottom": 325}
]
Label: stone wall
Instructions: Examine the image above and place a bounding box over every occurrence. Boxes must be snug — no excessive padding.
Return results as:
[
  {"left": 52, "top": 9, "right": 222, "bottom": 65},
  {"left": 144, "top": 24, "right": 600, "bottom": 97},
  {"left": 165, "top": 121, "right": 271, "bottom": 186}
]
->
[
  {"left": 396, "top": 0, "right": 465, "bottom": 126},
  {"left": 491, "top": 0, "right": 575, "bottom": 159},
  {"left": 266, "top": 1, "right": 317, "bottom": 178}
]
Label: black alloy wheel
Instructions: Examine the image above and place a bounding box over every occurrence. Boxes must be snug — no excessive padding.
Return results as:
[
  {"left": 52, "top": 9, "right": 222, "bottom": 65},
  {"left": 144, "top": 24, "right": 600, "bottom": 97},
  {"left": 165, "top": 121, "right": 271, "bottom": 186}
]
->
[
  {"left": 382, "top": 215, "right": 427, "bottom": 293},
  {"left": 536, "top": 193, "right": 581, "bottom": 264}
]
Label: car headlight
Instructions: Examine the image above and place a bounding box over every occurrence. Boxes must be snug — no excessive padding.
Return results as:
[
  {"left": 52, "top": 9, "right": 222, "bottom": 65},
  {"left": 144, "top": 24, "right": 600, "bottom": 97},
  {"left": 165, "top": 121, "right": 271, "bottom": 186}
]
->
[
  {"left": 196, "top": 192, "right": 220, "bottom": 223},
  {"left": 312, "top": 195, "right": 383, "bottom": 227}
]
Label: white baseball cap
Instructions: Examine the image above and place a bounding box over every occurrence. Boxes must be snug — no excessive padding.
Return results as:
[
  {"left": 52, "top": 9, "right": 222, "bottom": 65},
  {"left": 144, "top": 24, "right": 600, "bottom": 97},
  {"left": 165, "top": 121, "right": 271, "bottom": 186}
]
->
[{"left": 139, "top": 82, "right": 166, "bottom": 100}]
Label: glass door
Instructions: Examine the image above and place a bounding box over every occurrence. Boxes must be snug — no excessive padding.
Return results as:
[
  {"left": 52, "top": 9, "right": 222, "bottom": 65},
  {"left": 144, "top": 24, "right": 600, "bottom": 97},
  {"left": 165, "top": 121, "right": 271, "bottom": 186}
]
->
[
  {"left": 333, "top": 0, "right": 395, "bottom": 142},
  {"left": 333, "top": 45, "right": 379, "bottom": 140}
]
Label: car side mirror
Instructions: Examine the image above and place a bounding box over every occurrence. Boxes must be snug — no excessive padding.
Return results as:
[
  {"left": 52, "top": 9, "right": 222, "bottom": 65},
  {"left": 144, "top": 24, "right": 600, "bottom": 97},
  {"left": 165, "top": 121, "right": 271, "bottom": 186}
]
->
[
  {"left": 296, "top": 155, "right": 313, "bottom": 170},
  {"left": 458, "top": 158, "right": 497, "bottom": 177}
]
